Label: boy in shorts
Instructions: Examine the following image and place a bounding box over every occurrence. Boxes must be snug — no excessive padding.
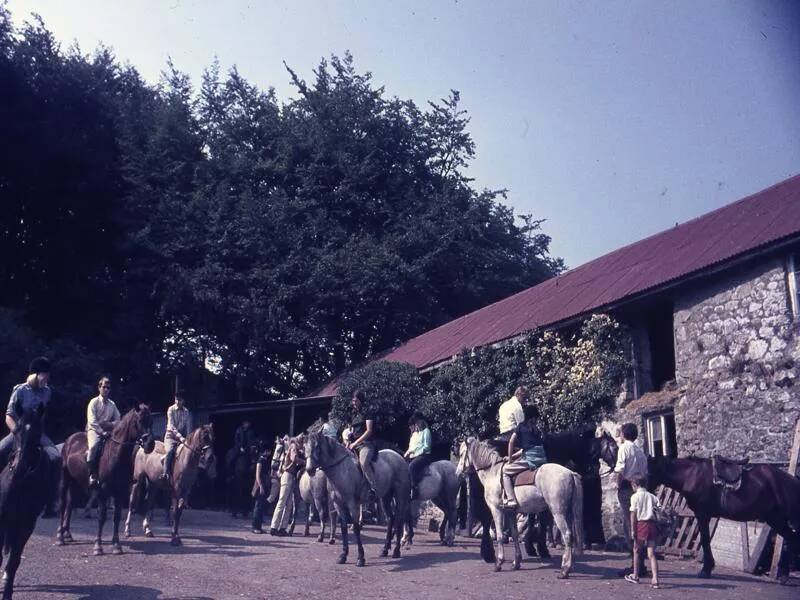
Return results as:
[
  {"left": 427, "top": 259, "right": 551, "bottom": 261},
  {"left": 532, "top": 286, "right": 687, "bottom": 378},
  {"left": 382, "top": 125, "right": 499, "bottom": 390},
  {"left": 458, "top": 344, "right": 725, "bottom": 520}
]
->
[{"left": 625, "top": 476, "right": 661, "bottom": 589}]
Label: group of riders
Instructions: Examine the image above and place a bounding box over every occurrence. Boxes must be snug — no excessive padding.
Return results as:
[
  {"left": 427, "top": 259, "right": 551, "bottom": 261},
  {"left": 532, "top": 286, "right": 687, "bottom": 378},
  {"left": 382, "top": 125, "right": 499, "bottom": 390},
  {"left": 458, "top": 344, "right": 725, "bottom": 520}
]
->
[{"left": 1, "top": 356, "right": 657, "bottom": 583}]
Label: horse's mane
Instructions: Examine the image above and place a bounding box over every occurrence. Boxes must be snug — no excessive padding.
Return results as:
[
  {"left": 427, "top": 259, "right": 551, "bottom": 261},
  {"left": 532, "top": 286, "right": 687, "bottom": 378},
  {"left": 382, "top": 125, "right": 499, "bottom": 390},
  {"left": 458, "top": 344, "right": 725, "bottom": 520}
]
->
[
  {"left": 112, "top": 406, "right": 147, "bottom": 440},
  {"left": 469, "top": 439, "right": 502, "bottom": 469}
]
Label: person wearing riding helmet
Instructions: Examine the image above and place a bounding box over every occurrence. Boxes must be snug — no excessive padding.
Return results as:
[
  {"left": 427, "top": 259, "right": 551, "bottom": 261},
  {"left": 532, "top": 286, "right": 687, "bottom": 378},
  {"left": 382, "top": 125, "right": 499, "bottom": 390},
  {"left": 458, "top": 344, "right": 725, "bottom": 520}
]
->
[
  {"left": 0, "top": 357, "right": 58, "bottom": 471},
  {"left": 346, "top": 390, "right": 377, "bottom": 490},
  {"left": 405, "top": 412, "right": 432, "bottom": 501}
]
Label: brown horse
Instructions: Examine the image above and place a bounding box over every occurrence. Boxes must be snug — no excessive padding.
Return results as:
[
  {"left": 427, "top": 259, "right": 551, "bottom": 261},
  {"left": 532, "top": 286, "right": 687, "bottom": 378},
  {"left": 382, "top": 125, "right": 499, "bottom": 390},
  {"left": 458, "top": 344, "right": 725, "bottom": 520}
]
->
[
  {"left": 57, "top": 405, "right": 155, "bottom": 555},
  {"left": 124, "top": 424, "right": 215, "bottom": 545},
  {"left": 649, "top": 456, "right": 800, "bottom": 582},
  {"left": 0, "top": 403, "right": 51, "bottom": 599}
]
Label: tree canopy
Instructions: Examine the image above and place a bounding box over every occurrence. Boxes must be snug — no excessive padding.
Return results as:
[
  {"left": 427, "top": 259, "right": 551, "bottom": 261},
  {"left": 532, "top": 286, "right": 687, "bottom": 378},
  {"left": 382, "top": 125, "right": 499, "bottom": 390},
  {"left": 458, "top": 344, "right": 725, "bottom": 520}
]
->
[{"left": 0, "top": 7, "right": 562, "bottom": 417}]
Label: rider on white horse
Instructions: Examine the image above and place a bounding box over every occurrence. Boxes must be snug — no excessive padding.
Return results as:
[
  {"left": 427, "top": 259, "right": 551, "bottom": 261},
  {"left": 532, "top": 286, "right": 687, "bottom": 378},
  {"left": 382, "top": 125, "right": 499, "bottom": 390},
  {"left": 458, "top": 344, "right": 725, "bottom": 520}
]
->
[{"left": 501, "top": 403, "right": 547, "bottom": 510}]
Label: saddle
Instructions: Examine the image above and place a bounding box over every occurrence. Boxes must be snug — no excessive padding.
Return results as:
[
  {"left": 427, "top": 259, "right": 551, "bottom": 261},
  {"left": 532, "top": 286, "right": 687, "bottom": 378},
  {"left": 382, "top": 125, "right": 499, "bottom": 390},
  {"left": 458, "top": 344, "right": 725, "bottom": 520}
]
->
[
  {"left": 712, "top": 455, "right": 750, "bottom": 491},
  {"left": 512, "top": 468, "right": 538, "bottom": 488}
]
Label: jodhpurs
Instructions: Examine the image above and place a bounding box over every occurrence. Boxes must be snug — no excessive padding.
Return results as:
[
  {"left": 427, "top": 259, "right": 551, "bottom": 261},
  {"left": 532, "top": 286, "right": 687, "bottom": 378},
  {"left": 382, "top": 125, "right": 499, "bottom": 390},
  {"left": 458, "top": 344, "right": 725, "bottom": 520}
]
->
[
  {"left": 502, "top": 459, "right": 532, "bottom": 504},
  {"left": 357, "top": 443, "right": 378, "bottom": 490},
  {"left": 408, "top": 454, "right": 433, "bottom": 488},
  {"left": 270, "top": 470, "right": 296, "bottom": 531}
]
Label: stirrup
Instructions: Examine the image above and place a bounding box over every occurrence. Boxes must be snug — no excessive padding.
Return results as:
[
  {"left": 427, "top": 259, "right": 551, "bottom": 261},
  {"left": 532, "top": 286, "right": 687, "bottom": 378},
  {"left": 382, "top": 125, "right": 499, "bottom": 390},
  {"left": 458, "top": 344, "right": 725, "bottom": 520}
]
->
[{"left": 502, "top": 499, "right": 518, "bottom": 510}]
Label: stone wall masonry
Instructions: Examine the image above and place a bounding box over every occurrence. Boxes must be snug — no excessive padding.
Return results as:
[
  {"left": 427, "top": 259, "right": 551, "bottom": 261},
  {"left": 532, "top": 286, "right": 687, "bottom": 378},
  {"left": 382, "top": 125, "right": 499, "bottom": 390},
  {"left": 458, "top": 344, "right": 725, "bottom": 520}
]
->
[{"left": 673, "top": 257, "right": 800, "bottom": 462}]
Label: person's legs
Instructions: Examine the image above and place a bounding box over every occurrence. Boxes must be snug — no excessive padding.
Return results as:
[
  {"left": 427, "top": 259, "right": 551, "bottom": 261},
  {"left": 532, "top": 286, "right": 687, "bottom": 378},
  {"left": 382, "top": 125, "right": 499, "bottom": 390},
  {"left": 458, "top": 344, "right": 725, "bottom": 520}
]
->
[
  {"left": 408, "top": 455, "right": 432, "bottom": 500},
  {"left": 0, "top": 433, "right": 14, "bottom": 471},
  {"left": 280, "top": 476, "right": 296, "bottom": 531},
  {"left": 86, "top": 431, "right": 102, "bottom": 485},
  {"left": 357, "top": 444, "right": 377, "bottom": 490},
  {"left": 252, "top": 493, "right": 265, "bottom": 532},
  {"left": 163, "top": 438, "right": 177, "bottom": 481},
  {"left": 502, "top": 460, "right": 529, "bottom": 508},
  {"left": 617, "top": 484, "right": 633, "bottom": 548},
  {"left": 647, "top": 544, "right": 659, "bottom": 586},
  {"left": 270, "top": 471, "right": 292, "bottom": 533}
]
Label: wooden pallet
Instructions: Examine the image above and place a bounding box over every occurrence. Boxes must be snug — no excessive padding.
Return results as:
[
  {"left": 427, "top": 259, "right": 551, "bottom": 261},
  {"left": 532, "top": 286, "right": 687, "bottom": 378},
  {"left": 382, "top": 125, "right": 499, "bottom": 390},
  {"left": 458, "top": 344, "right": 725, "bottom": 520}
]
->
[{"left": 655, "top": 485, "right": 718, "bottom": 558}]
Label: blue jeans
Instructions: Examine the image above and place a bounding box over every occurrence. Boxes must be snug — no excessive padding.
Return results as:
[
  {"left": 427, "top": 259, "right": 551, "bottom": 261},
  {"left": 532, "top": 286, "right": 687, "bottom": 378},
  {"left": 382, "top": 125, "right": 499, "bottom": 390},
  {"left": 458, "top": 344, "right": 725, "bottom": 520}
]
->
[{"left": 252, "top": 491, "right": 268, "bottom": 530}]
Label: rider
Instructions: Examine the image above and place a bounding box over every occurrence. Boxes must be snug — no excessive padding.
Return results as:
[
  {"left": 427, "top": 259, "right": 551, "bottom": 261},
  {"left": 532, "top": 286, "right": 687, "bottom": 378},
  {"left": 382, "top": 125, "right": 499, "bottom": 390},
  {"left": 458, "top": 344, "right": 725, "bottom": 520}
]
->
[
  {"left": 492, "top": 386, "right": 527, "bottom": 457},
  {"left": 404, "top": 412, "right": 432, "bottom": 501},
  {"left": 251, "top": 440, "right": 272, "bottom": 534},
  {"left": 501, "top": 403, "right": 547, "bottom": 510},
  {"left": 229, "top": 420, "right": 256, "bottom": 472},
  {"left": 0, "top": 357, "right": 59, "bottom": 471},
  {"left": 270, "top": 435, "right": 303, "bottom": 536},
  {"left": 346, "top": 390, "right": 377, "bottom": 490},
  {"left": 320, "top": 410, "right": 338, "bottom": 440},
  {"left": 86, "top": 376, "right": 121, "bottom": 488},
  {"left": 162, "top": 391, "right": 192, "bottom": 484}
]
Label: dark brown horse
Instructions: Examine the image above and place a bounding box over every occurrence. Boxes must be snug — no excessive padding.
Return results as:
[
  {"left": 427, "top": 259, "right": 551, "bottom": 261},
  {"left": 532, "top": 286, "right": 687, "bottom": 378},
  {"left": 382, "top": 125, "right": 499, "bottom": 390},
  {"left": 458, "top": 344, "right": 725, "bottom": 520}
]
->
[
  {"left": 57, "top": 405, "right": 155, "bottom": 555},
  {"left": 649, "top": 456, "right": 800, "bottom": 582},
  {"left": 0, "top": 403, "right": 50, "bottom": 599}
]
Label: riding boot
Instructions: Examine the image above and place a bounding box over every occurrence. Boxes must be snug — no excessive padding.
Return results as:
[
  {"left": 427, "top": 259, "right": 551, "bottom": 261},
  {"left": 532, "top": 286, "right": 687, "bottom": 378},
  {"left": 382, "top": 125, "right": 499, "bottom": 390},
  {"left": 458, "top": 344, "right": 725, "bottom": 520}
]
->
[
  {"left": 502, "top": 471, "right": 518, "bottom": 509},
  {"left": 162, "top": 448, "right": 176, "bottom": 483},
  {"left": 87, "top": 442, "right": 102, "bottom": 488}
]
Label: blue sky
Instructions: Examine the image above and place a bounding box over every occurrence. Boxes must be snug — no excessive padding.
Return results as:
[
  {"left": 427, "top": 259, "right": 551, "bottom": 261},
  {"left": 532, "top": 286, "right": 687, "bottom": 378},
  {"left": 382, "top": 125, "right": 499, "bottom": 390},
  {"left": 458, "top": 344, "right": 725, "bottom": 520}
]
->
[{"left": 9, "top": 1, "right": 800, "bottom": 268}]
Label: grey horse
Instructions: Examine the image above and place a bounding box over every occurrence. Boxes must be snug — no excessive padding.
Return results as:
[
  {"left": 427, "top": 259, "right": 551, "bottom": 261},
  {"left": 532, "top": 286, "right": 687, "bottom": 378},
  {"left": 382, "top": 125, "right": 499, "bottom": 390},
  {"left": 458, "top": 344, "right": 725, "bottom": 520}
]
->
[
  {"left": 403, "top": 459, "right": 461, "bottom": 547},
  {"left": 296, "top": 468, "right": 338, "bottom": 543},
  {"left": 456, "top": 437, "right": 583, "bottom": 577},
  {"left": 305, "top": 432, "right": 410, "bottom": 566}
]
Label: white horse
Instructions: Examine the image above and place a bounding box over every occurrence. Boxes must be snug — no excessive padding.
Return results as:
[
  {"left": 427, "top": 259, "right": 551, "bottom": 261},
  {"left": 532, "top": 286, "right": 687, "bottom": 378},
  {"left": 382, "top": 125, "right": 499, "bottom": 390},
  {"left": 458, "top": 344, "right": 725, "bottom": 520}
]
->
[
  {"left": 456, "top": 437, "right": 583, "bottom": 577},
  {"left": 305, "top": 432, "right": 410, "bottom": 566},
  {"left": 296, "top": 469, "right": 338, "bottom": 543},
  {"left": 403, "top": 460, "right": 461, "bottom": 547}
]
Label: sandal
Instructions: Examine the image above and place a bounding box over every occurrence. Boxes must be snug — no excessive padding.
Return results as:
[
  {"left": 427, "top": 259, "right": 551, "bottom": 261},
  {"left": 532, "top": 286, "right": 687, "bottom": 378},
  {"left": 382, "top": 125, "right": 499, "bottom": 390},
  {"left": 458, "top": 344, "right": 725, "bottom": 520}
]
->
[{"left": 624, "top": 574, "right": 639, "bottom": 584}]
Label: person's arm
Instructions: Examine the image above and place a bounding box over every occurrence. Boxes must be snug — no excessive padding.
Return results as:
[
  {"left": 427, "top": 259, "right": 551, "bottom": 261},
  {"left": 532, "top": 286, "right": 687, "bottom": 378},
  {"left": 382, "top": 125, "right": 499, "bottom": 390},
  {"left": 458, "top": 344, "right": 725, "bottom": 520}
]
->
[
  {"left": 5, "top": 387, "right": 21, "bottom": 433},
  {"left": 421, "top": 428, "right": 431, "bottom": 454},
  {"left": 630, "top": 508, "right": 637, "bottom": 542},
  {"left": 404, "top": 432, "right": 415, "bottom": 458},
  {"left": 255, "top": 461, "right": 264, "bottom": 492},
  {"left": 507, "top": 432, "right": 518, "bottom": 460},
  {"left": 351, "top": 419, "right": 374, "bottom": 448},
  {"left": 615, "top": 443, "right": 627, "bottom": 487}
]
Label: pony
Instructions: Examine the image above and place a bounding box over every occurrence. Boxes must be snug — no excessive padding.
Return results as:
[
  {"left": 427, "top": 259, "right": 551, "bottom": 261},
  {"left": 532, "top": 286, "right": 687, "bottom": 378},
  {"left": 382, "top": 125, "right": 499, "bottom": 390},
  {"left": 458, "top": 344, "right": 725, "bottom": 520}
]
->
[
  {"left": 650, "top": 455, "right": 800, "bottom": 582},
  {"left": 403, "top": 459, "right": 462, "bottom": 547},
  {"left": 0, "top": 403, "right": 50, "bottom": 599},
  {"left": 57, "top": 404, "right": 155, "bottom": 555},
  {"left": 124, "top": 424, "right": 216, "bottom": 545},
  {"left": 456, "top": 437, "right": 583, "bottom": 577},
  {"left": 227, "top": 439, "right": 258, "bottom": 518},
  {"left": 305, "top": 432, "right": 410, "bottom": 566}
]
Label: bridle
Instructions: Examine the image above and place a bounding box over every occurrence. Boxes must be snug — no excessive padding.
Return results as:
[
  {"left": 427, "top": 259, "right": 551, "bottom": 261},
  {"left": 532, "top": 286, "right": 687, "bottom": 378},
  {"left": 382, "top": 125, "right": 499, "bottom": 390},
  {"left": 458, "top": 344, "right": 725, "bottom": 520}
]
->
[{"left": 307, "top": 436, "right": 349, "bottom": 473}]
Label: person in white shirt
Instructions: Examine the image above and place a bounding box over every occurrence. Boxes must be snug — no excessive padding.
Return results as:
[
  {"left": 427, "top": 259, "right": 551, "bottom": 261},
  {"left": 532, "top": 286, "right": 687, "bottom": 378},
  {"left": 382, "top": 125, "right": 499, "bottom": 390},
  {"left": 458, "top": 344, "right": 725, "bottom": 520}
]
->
[
  {"left": 162, "top": 392, "right": 192, "bottom": 483},
  {"left": 86, "top": 377, "right": 121, "bottom": 488},
  {"left": 626, "top": 476, "right": 661, "bottom": 588},
  {"left": 615, "top": 422, "right": 649, "bottom": 576},
  {"left": 492, "top": 386, "right": 528, "bottom": 456}
]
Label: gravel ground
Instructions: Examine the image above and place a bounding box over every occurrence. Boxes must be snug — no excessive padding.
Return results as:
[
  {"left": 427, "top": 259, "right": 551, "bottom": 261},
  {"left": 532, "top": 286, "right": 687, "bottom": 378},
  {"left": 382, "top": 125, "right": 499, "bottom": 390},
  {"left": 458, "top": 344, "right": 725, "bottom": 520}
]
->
[{"left": 6, "top": 509, "right": 797, "bottom": 599}]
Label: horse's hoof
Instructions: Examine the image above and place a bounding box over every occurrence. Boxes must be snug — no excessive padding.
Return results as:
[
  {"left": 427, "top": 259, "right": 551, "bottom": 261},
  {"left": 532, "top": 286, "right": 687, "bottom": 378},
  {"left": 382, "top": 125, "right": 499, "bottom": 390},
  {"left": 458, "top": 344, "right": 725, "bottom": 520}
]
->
[
  {"left": 356, "top": 557, "right": 365, "bottom": 567},
  {"left": 557, "top": 571, "right": 569, "bottom": 579},
  {"left": 494, "top": 563, "right": 502, "bottom": 572},
  {"left": 379, "top": 548, "right": 389, "bottom": 558},
  {"left": 392, "top": 548, "right": 401, "bottom": 559},
  {"left": 337, "top": 554, "right": 347, "bottom": 564},
  {"left": 56, "top": 539, "right": 65, "bottom": 546},
  {"left": 93, "top": 546, "right": 104, "bottom": 556},
  {"left": 317, "top": 535, "right": 324, "bottom": 543},
  {"left": 63, "top": 533, "right": 73, "bottom": 542},
  {"left": 698, "top": 570, "right": 712, "bottom": 579},
  {"left": 144, "top": 530, "right": 154, "bottom": 538},
  {"left": 170, "top": 537, "right": 182, "bottom": 547},
  {"left": 329, "top": 538, "right": 336, "bottom": 545},
  {"left": 111, "top": 546, "right": 123, "bottom": 555},
  {"left": 512, "top": 561, "right": 521, "bottom": 571}
]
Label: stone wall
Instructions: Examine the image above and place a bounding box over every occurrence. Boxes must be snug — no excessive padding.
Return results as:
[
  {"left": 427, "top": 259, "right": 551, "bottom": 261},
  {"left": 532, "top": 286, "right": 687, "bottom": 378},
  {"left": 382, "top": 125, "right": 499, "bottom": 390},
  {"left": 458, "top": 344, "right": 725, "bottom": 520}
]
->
[{"left": 673, "top": 257, "right": 800, "bottom": 462}]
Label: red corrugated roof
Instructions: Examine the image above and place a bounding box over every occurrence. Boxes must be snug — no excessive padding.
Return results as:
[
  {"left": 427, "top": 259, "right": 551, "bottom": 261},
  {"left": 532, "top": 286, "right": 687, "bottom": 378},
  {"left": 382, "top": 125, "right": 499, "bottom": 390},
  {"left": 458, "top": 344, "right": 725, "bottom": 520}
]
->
[{"left": 315, "top": 174, "right": 800, "bottom": 396}]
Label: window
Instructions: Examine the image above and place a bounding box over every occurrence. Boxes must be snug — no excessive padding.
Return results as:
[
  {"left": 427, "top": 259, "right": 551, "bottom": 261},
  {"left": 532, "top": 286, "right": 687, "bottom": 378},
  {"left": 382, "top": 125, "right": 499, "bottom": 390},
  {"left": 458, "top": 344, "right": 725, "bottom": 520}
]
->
[
  {"left": 787, "top": 255, "right": 799, "bottom": 319},
  {"left": 645, "top": 412, "right": 677, "bottom": 458}
]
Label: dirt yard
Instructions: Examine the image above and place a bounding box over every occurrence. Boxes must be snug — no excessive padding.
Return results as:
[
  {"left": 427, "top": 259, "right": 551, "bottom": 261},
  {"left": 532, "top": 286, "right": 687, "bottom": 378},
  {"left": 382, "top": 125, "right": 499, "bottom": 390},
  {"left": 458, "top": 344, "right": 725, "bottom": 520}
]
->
[{"left": 9, "top": 510, "right": 798, "bottom": 599}]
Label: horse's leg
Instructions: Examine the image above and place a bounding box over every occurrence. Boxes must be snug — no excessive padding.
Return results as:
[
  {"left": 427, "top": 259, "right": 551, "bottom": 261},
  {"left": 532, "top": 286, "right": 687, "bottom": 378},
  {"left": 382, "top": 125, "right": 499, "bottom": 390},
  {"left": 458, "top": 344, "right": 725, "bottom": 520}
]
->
[
  {"left": 696, "top": 514, "right": 715, "bottom": 578},
  {"left": 56, "top": 472, "right": 69, "bottom": 544},
  {"left": 171, "top": 496, "right": 185, "bottom": 546},
  {"left": 509, "top": 508, "right": 523, "bottom": 570},
  {"left": 353, "top": 504, "right": 366, "bottom": 567},
  {"left": 551, "top": 508, "right": 574, "bottom": 579},
  {"left": 111, "top": 494, "right": 124, "bottom": 554},
  {"left": 337, "top": 511, "right": 349, "bottom": 564},
  {"left": 3, "top": 520, "right": 33, "bottom": 600},
  {"left": 329, "top": 500, "right": 337, "bottom": 544},
  {"left": 766, "top": 519, "right": 800, "bottom": 583},
  {"left": 143, "top": 484, "right": 156, "bottom": 538},
  {"left": 380, "top": 496, "right": 393, "bottom": 557},
  {"left": 93, "top": 491, "right": 107, "bottom": 556},
  {"left": 124, "top": 478, "right": 140, "bottom": 538},
  {"left": 488, "top": 504, "right": 506, "bottom": 572},
  {"left": 392, "top": 494, "right": 406, "bottom": 559}
]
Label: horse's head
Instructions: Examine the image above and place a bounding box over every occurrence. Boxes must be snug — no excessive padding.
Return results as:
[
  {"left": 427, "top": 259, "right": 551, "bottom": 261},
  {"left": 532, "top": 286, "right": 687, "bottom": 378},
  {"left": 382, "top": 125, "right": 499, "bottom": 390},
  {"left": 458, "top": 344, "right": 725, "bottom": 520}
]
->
[
  {"left": 10, "top": 402, "right": 45, "bottom": 472},
  {"left": 271, "top": 435, "right": 286, "bottom": 476},
  {"left": 305, "top": 432, "right": 321, "bottom": 474},
  {"left": 455, "top": 437, "right": 474, "bottom": 478},
  {"left": 196, "top": 423, "right": 216, "bottom": 477},
  {"left": 116, "top": 404, "right": 155, "bottom": 453},
  {"left": 593, "top": 430, "right": 619, "bottom": 469}
]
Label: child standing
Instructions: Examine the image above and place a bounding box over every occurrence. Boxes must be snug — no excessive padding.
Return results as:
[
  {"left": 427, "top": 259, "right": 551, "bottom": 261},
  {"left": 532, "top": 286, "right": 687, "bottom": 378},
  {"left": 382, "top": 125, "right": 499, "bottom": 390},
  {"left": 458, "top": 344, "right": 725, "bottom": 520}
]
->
[{"left": 625, "top": 476, "right": 661, "bottom": 589}]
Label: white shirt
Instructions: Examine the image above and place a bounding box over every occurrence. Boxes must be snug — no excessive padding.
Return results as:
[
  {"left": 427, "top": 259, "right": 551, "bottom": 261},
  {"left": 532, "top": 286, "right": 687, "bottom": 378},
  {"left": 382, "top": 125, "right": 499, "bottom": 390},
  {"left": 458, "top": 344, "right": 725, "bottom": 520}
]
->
[
  {"left": 615, "top": 439, "right": 648, "bottom": 482},
  {"left": 630, "top": 488, "right": 659, "bottom": 521},
  {"left": 498, "top": 396, "right": 525, "bottom": 434},
  {"left": 86, "top": 395, "right": 120, "bottom": 435}
]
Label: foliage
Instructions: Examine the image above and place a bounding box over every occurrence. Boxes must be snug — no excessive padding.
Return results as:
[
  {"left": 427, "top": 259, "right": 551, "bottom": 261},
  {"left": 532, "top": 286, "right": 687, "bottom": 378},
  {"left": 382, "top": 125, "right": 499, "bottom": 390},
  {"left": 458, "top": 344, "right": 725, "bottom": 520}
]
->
[
  {"left": 331, "top": 361, "right": 423, "bottom": 433},
  {"left": 422, "top": 314, "right": 630, "bottom": 440},
  {"left": 0, "top": 8, "right": 562, "bottom": 407}
]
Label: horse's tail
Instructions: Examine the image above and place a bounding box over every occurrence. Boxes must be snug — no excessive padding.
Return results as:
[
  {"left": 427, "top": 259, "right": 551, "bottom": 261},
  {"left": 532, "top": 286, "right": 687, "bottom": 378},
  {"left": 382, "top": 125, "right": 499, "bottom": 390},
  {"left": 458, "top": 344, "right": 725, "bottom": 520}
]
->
[{"left": 570, "top": 472, "right": 584, "bottom": 556}]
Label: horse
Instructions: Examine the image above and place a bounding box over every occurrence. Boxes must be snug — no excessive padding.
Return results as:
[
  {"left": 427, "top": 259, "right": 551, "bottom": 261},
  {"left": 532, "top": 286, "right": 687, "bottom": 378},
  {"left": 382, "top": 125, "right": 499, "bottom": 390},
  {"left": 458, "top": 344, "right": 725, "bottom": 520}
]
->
[
  {"left": 305, "top": 432, "right": 410, "bottom": 566},
  {"left": 227, "top": 440, "right": 257, "bottom": 518},
  {"left": 649, "top": 455, "right": 800, "bottom": 582},
  {"left": 403, "top": 459, "right": 462, "bottom": 547},
  {"left": 456, "top": 437, "right": 584, "bottom": 577},
  {"left": 124, "top": 424, "right": 216, "bottom": 545},
  {"left": 0, "top": 403, "right": 50, "bottom": 599},
  {"left": 295, "top": 463, "right": 338, "bottom": 543},
  {"left": 57, "top": 404, "right": 155, "bottom": 555},
  {"left": 267, "top": 435, "right": 285, "bottom": 504}
]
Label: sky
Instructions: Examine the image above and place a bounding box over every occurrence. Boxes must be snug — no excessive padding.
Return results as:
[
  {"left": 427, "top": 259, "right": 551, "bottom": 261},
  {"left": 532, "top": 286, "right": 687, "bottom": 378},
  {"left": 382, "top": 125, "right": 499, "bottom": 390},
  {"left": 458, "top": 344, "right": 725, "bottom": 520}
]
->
[{"left": 7, "top": 1, "right": 800, "bottom": 269}]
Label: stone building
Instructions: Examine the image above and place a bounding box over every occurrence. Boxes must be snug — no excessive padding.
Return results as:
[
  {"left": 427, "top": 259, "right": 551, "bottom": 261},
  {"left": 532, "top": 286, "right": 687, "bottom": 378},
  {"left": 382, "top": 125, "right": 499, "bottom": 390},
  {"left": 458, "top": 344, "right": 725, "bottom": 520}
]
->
[{"left": 314, "top": 173, "right": 800, "bottom": 540}]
